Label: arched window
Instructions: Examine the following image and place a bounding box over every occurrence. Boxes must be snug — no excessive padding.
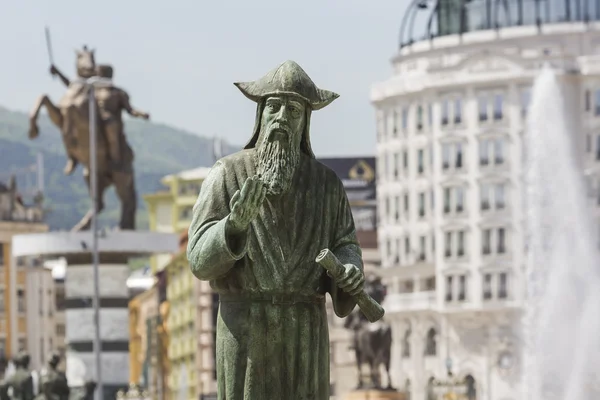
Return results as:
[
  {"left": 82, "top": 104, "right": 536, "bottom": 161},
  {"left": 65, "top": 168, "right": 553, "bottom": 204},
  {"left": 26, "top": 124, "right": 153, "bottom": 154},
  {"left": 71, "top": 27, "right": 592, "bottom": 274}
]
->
[
  {"left": 426, "top": 376, "right": 436, "bottom": 400},
  {"left": 402, "top": 328, "right": 411, "bottom": 358},
  {"left": 425, "top": 328, "right": 437, "bottom": 356},
  {"left": 465, "top": 374, "right": 476, "bottom": 400}
]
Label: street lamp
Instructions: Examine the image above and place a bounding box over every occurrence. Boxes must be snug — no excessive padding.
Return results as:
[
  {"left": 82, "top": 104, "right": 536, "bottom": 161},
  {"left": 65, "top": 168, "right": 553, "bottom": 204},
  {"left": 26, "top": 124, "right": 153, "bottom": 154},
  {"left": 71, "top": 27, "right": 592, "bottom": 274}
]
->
[{"left": 86, "top": 76, "right": 113, "bottom": 400}]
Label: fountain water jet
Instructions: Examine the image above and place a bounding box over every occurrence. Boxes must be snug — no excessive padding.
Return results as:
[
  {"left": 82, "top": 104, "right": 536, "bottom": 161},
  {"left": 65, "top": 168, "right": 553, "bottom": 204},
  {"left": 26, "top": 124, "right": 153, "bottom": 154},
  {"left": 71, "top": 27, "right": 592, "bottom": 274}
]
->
[{"left": 523, "top": 65, "right": 600, "bottom": 399}]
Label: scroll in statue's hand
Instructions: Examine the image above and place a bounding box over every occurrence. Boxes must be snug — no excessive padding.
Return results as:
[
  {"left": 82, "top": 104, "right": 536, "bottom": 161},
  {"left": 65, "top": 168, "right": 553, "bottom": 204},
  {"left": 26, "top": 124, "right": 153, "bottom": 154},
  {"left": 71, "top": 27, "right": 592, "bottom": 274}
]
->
[
  {"left": 227, "top": 175, "right": 267, "bottom": 234},
  {"left": 336, "top": 264, "right": 365, "bottom": 296}
]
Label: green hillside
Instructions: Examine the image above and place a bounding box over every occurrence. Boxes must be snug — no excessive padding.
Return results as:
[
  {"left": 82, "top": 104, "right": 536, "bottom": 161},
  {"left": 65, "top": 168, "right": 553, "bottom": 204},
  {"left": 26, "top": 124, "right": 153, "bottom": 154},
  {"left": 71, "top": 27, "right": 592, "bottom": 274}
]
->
[{"left": 0, "top": 106, "right": 238, "bottom": 231}]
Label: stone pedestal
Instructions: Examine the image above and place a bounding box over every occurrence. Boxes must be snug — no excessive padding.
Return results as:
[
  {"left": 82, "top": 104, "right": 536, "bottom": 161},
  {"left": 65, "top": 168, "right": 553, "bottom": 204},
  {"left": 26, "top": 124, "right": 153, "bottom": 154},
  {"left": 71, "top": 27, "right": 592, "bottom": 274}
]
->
[
  {"left": 345, "top": 390, "right": 407, "bottom": 400},
  {"left": 11, "top": 231, "right": 179, "bottom": 400}
]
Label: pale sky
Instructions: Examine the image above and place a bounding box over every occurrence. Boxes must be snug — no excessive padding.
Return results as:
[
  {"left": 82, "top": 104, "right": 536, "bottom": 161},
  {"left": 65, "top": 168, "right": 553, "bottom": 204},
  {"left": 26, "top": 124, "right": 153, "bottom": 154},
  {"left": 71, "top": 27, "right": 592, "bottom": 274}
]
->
[{"left": 0, "top": 0, "right": 412, "bottom": 156}]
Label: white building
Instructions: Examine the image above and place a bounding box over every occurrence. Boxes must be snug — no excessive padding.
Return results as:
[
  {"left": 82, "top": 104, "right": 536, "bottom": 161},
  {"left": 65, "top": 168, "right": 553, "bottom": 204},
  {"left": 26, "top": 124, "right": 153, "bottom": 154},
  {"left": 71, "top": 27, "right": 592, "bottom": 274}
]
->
[{"left": 330, "top": 1, "right": 600, "bottom": 399}]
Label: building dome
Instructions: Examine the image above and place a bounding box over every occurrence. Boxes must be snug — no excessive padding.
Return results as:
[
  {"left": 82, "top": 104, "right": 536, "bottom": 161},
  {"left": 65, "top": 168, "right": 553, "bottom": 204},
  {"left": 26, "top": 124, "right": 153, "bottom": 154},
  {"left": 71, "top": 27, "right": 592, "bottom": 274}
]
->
[{"left": 400, "top": 0, "right": 600, "bottom": 48}]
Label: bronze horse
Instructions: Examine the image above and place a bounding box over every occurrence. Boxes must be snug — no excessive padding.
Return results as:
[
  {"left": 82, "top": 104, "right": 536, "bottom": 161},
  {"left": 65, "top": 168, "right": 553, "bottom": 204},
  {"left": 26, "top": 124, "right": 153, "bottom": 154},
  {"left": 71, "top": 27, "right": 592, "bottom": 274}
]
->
[
  {"left": 344, "top": 275, "right": 394, "bottom": 390},
  {"left": 28, "top": 46, "right": 137, "bottom": 231}
]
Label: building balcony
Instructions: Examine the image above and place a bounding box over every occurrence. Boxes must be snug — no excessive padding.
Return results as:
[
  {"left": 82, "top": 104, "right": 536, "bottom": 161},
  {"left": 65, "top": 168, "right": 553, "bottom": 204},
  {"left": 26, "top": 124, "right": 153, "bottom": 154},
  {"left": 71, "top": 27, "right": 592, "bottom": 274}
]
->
[{"left": 383, "top": 290, "right": 436, "bottom": 313}]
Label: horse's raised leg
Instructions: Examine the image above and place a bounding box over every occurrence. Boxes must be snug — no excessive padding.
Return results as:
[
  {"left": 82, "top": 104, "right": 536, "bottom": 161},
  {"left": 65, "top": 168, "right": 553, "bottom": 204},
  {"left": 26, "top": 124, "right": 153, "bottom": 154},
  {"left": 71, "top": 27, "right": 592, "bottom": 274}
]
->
[
  {"left": 29, "top": 95, "right": 62, "bottom": 139},
  {"left": 71, "top": 169, "right": 107, "bottom": 232},
  {"left": 112, "top": 166, "right": 137, "bottom": 230}
]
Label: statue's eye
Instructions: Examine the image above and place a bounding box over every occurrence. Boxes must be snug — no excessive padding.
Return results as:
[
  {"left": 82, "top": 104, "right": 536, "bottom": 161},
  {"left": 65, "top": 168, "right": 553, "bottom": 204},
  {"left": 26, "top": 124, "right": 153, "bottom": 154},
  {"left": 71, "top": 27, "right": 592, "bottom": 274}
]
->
[
  {"left": 289, "top": 106, "right": 301, "bottom": 118},
  {"left": 267, "top": 103, "right": 280, "bottom": 112}
]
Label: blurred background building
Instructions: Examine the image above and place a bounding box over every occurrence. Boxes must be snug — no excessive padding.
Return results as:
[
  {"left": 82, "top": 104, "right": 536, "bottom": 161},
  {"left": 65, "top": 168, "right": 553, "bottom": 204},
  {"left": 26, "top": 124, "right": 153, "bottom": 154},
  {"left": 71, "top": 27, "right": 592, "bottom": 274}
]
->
[{"left": 351, "top": 0, "right": 600, "bottom": 399}]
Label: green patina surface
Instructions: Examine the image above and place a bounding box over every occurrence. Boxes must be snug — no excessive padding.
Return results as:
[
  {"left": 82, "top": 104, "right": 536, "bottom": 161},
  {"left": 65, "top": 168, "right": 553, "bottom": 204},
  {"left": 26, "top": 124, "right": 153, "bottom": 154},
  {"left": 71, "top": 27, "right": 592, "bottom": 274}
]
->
[{"left": 187, "top": 61, "right": 366, "bottom": 400}]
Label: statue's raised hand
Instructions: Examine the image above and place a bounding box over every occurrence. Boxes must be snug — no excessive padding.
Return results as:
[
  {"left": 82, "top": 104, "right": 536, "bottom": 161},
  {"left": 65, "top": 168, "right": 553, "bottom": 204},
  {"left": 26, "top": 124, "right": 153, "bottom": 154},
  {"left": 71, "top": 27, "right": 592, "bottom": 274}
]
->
[{"left": 227, "top": 176, "right": 267, "bottom": 233}]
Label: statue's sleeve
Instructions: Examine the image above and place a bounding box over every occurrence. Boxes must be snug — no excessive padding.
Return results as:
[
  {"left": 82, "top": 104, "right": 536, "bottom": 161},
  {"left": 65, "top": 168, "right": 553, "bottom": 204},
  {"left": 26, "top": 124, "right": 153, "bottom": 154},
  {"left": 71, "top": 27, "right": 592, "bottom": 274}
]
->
[
  {"left": 187, "top": 161, "right": 249, "bottom": 281},
  {"left": 329, "top": 180, "right": 363, "bottom": 318}
]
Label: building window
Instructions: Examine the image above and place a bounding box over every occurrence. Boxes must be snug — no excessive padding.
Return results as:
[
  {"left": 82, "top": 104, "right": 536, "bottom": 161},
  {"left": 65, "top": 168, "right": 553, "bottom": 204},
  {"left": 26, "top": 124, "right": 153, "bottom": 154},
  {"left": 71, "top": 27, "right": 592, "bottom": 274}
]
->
[
  {"left": 418, "top": 192, "right": 426, "bottom": 217},
  {"left": 404, "top": 193, "right": 409, "bottom": 214},
  {"left": 425, "top": 328, "right": 437, "bottom": 356},
  {"left": 428, "top": 103, "right": 433, "bottom": 126},
  {"left": 596, "top": 135, "right": 600, "bottom": 160},
  {"left": 483, "top": 273, "right": 492, "bottom": 299},
  {"left": 418, "top": 149, "right": 425, "bottom": 174},
  {"left": 458, "top": 275, "right": 467, "bottom": 301},
  {"left": 0, "top": 289, "right": 4, "bottom": 313},
  {"left": 443, "top": 188, "right": 451, "bottom": 214},
  {"left": 478, "top": 95, "right": 488, "bottom": 121},
  {"left": 481, "top": 182, "right": 507, "bottom": 211},
  {"left": 441, "top": 99, "right": 449, "bottom": 125},
  {"left": 482, "top": 228, "right": 507, "bottom": 255},
  {"left": 522, "top": 88, "right": 531, "bottom": 117},
  {"left": 417, "top": 105, "right": 424, "bottom": 131},
  {"left": 0, "top": 339, "right": 5, "bottom": 354},
  {"left": 457, "top": 231, "right": 465, "bottom": 257},
  {"left": 498, "top": 272, "right": 508, "bottom": 298},
  {"left": 481, "top": 184, "right": 491, "bottom": 210},
  {"left": 493, "top": 94, "right": 503, "bottom": 120},
  {"left": 402, "top": 107, "right": 409, "bottom": 130},
  {"left": 445, "top": 276, "right": 453, "bottom": 302},
  {"left": 179, "top": 206, "right": 193, "bottom": 221},
  {"left": 479, "top": 138, "right": 505, "bottom": 166},
  {"left": 442, "top": 144, "right": 451, "bottom": 170},
  {"left": 392, "top": 110, "right": 398, "bottom": 136},
  {"left": 394, "top": 196, "right": 401, "bottom": 222},
  {"left": 0, "top": 245, "right": 3, "bottom": 266},
  {"left": 404, "top": 237, "right": 410, "bottom": 256},
  {"left": 419, "top": 236, "right": 427, "bottom": 261},
  {"left": 18, "top": 338, "right": 26, "bottom": 352},
  {"left": 456, "top": 186, "right": 464, "bottom": 213},
  {"left": 495, "top": 184, "right": 505, "bottom": 209},
  {"left": 444, "top": 232, "right": 452, "bottom": 258},
  {"left": 585, "top": 89, "right": 591, "bottom": 112},
  {"left": 402, "top": 328, "right": 411, "bottom": 358},
  {"left": 393, "top": 153, "right": 400, "bottom": 179},
  {"left": 482, "top": 229, "right": 492, "bottom": 255},
  {"left": 403, "top": 150, "right": 408, "bottom": 172},
  {"left": 455, "top": 143, "right": 463, "bottom": 168},
  {"left": 454, "top": 98, "right": 462, "bottom": 124},
  {"left": 385, "top": 197, "right": 390, "bottom": 224},
  {"left": 595, "top": 89, "right": 600, "bottom": 116},
  {"left": 498, "top": 228, "right": 506, "bottom": 253},
  {"left": 493, "top": 139, "right": 504, "bottom": 164},
  {"left": 17, "top": 289, "right": 25, "bottom": 313},
  {"left": 56, "top": 324, "right": 65, "bottom": 336},
  {"left": 479, "top": 140, "right": 489, "bottom": 166},
  {"left": 586, "top": 134, "right": 591, "bottom": 153}
]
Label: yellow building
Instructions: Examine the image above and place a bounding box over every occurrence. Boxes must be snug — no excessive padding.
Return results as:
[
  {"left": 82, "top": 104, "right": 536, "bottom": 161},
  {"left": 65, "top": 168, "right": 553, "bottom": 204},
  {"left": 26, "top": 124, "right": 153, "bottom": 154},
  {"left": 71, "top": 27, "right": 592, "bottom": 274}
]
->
[
  {"left": 0, "top": 177, "right": 47, "bottom": 361},
  {"left": 144, "top": 167, "right": 211, "bottom": 274},
  {"left": 165, "top": 232, "right": 216, "bottom": 400},
  {"left": 138, "top": 167, "right": 217, "bottom": 398}
]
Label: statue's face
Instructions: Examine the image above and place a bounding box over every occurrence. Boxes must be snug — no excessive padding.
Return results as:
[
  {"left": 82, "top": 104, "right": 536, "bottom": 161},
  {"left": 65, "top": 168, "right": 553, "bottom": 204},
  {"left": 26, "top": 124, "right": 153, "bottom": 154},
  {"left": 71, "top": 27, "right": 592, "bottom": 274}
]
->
[
  {"left": 76, "top": 48, "right": 96, "bottom": 79},
  {"left": 255, "top": 95, "right": 306, "bottom": 196},
  {"left": 259, "top": 96, "right": 306, "bottom": 150}
]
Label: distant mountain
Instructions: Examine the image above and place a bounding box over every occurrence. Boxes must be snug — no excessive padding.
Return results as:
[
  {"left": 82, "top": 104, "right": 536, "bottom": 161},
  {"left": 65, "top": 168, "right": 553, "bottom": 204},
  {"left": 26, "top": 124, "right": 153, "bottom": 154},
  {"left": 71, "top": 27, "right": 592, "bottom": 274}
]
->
[{"left": 0, "top": 106, "right": 238, "bottom": 230}]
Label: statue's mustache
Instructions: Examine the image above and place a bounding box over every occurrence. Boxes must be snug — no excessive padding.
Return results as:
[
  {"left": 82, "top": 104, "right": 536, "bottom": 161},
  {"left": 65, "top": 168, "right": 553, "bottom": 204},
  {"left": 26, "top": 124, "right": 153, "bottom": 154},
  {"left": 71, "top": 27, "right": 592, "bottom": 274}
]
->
[{"left": 267, "top": 123, "right": 290, "bottom": 139}]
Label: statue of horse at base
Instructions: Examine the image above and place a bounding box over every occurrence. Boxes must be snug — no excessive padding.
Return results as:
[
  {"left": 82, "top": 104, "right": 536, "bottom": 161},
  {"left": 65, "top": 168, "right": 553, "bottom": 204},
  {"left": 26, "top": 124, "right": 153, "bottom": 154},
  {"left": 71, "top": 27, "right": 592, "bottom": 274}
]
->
[
  {"left": 344, "top": 274, "right": 395, "bottom": 390},
  {"left": 28, "top": 46, "right": 137, "bottom": 231}
]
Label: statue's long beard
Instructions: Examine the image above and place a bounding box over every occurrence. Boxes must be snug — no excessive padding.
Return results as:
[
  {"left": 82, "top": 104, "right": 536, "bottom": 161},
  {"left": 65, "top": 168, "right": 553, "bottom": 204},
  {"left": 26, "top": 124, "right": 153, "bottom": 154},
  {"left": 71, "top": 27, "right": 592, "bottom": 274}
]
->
[{"left": 256, "top": 138, "right": 300, "bottom": 196}]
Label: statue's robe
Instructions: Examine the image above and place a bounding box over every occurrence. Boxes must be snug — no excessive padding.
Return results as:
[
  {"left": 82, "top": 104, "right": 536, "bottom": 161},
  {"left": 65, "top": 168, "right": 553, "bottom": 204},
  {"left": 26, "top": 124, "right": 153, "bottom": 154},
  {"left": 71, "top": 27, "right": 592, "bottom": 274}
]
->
[{"left": 188, "top": 149, "right": 362, "bottom": 400}]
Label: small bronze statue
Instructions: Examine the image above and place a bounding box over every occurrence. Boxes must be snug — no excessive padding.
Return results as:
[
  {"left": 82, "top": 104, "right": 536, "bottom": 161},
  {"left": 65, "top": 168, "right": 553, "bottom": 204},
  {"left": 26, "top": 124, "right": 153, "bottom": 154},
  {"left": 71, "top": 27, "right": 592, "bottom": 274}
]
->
[
  {"left": 344, "top": 275, "right": 395, "bottom": 390},
  {"left": 0, "top": 351, "right": 34, "bottom": 400},
  {"left": 187, "top": 60, "right": 382, "bottom": 400},
  {"left": 28, "top": 44, "right": 146, "bottom": 231}
]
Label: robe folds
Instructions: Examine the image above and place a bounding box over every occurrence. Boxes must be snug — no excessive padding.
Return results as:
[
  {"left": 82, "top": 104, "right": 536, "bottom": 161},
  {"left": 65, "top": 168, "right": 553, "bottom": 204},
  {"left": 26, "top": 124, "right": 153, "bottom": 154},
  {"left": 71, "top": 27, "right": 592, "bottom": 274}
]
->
[{"left": 187, "top": 149, "right": 363, "bottom": 400}]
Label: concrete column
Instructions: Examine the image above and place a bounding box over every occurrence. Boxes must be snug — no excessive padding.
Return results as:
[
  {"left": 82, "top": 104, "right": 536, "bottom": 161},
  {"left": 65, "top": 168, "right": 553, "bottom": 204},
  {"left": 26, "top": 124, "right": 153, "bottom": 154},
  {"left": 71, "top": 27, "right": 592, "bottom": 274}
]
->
[{"left": 65, "top": 262, "right": 130, "bottom": 400}]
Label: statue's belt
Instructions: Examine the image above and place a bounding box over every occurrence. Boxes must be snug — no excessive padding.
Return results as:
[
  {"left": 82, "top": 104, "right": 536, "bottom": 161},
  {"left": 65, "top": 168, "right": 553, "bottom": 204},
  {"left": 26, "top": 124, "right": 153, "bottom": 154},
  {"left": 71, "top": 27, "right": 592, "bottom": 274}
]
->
[{"left": 219, "top": 292, "right": 326, "bottom": 305}]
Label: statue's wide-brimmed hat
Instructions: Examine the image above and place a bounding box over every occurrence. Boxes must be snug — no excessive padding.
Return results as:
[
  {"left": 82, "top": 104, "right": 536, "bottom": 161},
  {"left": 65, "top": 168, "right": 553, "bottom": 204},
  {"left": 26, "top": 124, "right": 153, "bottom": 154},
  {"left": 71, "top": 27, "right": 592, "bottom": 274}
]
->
[
  {"left": 235, "top": 61, "right": 338, "bottom": 159},
  {"left": 234, "top": 60, "right": 339, "bottom": 111}
]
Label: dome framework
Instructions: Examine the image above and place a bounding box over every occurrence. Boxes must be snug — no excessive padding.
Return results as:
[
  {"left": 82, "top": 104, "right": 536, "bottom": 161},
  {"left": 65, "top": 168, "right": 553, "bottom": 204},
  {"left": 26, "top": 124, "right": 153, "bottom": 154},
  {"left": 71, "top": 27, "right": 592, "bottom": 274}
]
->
[{"left": 400, "top": 0, "right": 600, "bottom": 48}]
